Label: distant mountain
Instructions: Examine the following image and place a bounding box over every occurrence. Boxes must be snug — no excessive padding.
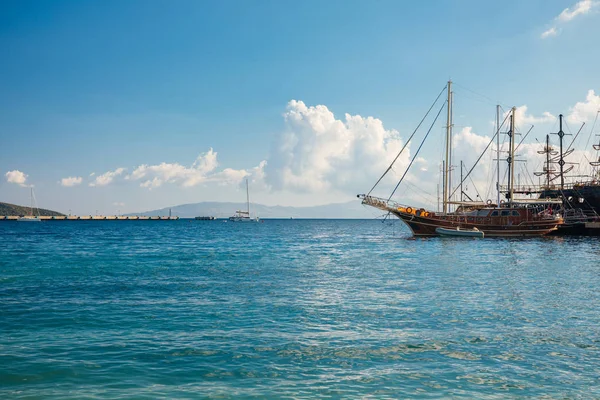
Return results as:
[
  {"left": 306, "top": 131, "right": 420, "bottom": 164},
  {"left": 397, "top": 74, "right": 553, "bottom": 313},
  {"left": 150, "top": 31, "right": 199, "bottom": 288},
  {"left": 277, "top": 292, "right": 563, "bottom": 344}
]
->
[
  {"left": 128, "top": 200, "right": 378, "bottom": 219},
  {"left": 0, "top": 202, "right": 65, "bottom": 217}
]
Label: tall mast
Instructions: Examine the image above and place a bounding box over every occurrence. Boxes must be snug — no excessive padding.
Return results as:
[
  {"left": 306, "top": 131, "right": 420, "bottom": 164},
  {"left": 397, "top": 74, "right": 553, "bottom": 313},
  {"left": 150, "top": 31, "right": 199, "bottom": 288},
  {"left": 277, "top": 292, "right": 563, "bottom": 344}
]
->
[
  {"left": 246, "top": 178, "right": 250, "bottom": 215},
  {"left": 443, "top": 80, "right": 452, "bottom": 214},
  {"left": 30, "top": 187, "right": 33, "bottom": 216},
  {"left": 558, "top": 114, "right": 565, "bottom": 190},
  {"left": 496, "top": 105, "right": 500, "bottom": 207},
  {"left": 546, "top": 135, "right": 551, "bottom": 187},
  {"left": 460, "top": 160, "right": 463, "bottom": 202},
  {"left": 508, "top": 107, "right": 516, "bottom": 207},
  {"left": 449, "top": 89, "right": 453, "bottom": 207}
]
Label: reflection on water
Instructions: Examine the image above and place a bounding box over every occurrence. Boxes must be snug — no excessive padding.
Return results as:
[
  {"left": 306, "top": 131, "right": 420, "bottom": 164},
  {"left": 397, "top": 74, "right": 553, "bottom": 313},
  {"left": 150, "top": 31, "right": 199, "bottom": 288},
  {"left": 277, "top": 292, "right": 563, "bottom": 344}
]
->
[{"left": 1, "top": 219, "right": 599, "bottom": 398}]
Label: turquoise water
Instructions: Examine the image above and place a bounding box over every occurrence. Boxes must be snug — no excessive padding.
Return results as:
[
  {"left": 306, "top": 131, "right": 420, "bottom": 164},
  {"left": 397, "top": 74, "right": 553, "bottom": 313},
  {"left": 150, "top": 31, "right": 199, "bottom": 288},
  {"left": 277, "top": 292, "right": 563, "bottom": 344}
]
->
[{"left": 1, "top": 219, "right": 599, "bottom": 398}]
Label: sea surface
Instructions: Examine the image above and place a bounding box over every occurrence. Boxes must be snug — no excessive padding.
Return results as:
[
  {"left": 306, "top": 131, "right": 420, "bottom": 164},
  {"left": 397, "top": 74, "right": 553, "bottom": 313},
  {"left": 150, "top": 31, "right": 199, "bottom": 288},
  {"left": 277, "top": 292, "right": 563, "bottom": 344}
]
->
[{"left": 1, "top": 219, "right": 599, "bottom": 399}]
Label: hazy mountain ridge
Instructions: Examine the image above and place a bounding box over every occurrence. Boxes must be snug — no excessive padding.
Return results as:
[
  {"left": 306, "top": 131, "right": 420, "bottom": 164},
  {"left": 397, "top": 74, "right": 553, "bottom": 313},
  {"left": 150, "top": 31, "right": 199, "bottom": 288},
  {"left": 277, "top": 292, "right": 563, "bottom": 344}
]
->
[
  {"left": 129, "top": 201, "right": 378, "bottom": 219},
  {"left": 0, "top": 202, "right": 65, "bottom": 217}
]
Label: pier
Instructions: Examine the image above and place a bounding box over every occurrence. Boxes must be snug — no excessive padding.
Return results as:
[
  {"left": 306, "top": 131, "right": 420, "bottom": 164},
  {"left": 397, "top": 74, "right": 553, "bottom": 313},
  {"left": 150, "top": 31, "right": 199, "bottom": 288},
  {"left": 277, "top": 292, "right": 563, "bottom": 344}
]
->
[{"left": 0, "top": 216, "right": 179, "bottom": 221}]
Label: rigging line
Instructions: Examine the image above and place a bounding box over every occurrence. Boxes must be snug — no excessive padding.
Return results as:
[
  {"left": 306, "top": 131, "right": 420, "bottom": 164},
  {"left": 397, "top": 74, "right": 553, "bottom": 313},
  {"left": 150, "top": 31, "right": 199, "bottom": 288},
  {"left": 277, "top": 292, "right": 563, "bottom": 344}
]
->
[
  {"left": 579, "top": 110, "right": 599, "bottom": 170},
  {"left": 448, "top": 112, "right": 511, "bottom": 200},
  {"left": 467, "top": 174, "right": 482, "bottom": 201},
  {"left": 452, "top": 82, "right": 509, "bottom": 109},
  {"left": 367, "top": 84, "right": 447, "bottom": 196},
  {"left": 515, "top": 125, "right": 534, "bottom": 153},
  {"left": 387, "top": 100, "right": 447, "bottom": 202},
  {"left": 520, "top": 163, "right": 535, "bottom": 189},
  {"left": 565, "top": 121, "right": 586, "bottom": 154},
  {"left": 403, "top": 180, "right": 436, "bottom": 200}
]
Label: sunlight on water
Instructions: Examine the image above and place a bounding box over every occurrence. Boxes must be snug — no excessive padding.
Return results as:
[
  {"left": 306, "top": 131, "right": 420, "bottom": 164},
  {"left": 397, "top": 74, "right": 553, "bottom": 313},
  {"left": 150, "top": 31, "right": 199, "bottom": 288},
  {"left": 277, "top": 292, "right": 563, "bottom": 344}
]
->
[{"left": 1, "top": 220, "right": 599, "bottom": 398}]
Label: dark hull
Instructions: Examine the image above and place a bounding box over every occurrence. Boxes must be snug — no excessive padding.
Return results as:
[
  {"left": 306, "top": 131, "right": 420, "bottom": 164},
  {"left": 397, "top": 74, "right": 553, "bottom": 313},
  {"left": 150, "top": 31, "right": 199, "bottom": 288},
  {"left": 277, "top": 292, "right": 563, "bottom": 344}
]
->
[
  {"left": 550, "top": 222, "right": 600, "bottom": 236},
  {"left": 391, "top": 211, "right": 559, "bottom": 237},
  {"left": 539, "top": 184, "right": 600, "bottom": 213}
]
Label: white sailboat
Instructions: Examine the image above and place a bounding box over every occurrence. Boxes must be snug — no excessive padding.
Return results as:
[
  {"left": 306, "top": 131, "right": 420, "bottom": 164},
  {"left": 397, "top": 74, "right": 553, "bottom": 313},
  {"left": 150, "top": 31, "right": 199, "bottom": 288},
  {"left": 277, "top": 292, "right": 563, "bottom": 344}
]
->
[
  {"left": 18, "top": 187, "right": 42, "bottom": 222},
  {"left": 229, "top": 179, "right": 260, "bottom": 222}
]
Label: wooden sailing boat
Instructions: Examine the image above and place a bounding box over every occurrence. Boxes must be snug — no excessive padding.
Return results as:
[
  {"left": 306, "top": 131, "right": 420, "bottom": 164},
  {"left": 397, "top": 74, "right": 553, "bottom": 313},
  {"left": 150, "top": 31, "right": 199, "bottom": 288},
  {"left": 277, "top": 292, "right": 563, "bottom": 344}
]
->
[
  {"left": 17, "top": 187, "right": 42, "bottom": 222},
  {"left": 359, "top": 81, "right": 563, "bottom": 237}
]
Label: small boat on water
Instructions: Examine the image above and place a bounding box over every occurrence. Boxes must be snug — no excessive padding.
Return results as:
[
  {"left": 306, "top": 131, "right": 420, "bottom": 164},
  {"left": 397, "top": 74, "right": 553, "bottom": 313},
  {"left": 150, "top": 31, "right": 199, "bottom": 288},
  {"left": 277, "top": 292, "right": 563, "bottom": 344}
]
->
[
  {"left": 17, "top": 187, "right": 41, "bottom": 222},
  {"left": 229, "top": 179, "right": 260, "bottom": 222},
  {"left": 435, "top": 226, "right": 484, "bottom": 238}
]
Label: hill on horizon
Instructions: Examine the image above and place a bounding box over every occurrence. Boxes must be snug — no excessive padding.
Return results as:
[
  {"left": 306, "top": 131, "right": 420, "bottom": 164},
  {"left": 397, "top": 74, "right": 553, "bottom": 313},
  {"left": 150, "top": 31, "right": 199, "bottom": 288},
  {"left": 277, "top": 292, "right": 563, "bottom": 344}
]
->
[
  {"left": 128, "top": 200, "right": 379, "bottom": 219},
  {"left": 0, "top": 202, "right": 65, "bottom": 217}
]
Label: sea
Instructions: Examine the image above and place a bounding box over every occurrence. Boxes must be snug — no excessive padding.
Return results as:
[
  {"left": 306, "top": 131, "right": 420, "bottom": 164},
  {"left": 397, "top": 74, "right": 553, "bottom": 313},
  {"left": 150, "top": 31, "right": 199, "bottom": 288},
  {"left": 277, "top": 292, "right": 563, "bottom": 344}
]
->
[{"left": 1, "top": 219, "right": 599, "bottom": 399}]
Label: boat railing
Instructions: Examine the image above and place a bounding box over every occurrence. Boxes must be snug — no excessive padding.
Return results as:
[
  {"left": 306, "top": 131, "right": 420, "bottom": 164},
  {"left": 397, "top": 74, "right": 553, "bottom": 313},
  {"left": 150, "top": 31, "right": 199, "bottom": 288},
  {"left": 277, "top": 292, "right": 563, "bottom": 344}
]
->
[
  {"left": 499, "top": 179, "right": 600, "bottom": 194},
  {"left": 359, "top": 195, "right": 431, "bottom": 215}
]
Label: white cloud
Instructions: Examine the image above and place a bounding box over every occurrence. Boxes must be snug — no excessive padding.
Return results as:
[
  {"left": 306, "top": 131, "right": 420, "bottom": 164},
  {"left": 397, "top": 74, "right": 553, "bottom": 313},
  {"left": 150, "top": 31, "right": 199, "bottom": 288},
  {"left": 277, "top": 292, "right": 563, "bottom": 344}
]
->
[
  {"left": 127, "top": 148, "right": 254, "bottom": 189},
  {"left": 541, "top": 0, "right": 597, "bottom": 39},
  {"left": 504, "top": 106, "right": 556, "bottom": 126},
  {"left": 5, "top": 170, "right": 28, "bottom": 187},
  {"left": 453, "top": 127, "right": 491, "bottom": 154},
  {"left": 113, "top": 202, "right": 125, "bottom": 207},
  {"left": 89, "top": 167, "right": 126, "bottom": 187},
  {"left": 567, "top": 89, "right": 600, "bottom": 123},
  {"left": 558, "top": 0, "right": 594, "bottom": 21},
  {"left": 541, "top": 27, "right": 559, "bottom": 38},
  {"left": 263, "top": 100, "right": 409, "bottom": 194},
  {"left": 60, "top": 176, "right": 82, "bottom": 187}
]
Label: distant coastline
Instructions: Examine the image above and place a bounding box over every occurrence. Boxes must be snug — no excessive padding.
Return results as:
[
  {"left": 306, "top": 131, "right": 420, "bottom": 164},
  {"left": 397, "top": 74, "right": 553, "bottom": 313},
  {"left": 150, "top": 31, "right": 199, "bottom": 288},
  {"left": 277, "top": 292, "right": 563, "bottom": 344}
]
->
[
  {"left": 127, "top": 200, "right": 377, "bottom": 219},
  {"left": 0, "top": 202, "right": 64, "bottom": 217}
]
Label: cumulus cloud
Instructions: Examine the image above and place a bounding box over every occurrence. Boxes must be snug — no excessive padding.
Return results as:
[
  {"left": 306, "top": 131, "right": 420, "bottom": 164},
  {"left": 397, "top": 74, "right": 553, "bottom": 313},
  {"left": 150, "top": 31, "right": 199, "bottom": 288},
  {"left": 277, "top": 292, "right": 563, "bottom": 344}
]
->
[
  {"left": 89, "top": 167, "right": 126, "bottom": 187},
  {"left": 263, "top": 100, "right": 409, "bottom": 194},
  {"left": 567, "top": 89, "right": 600, "bottom": 123},
  {"left": 5, "top": 170, "right": 29, "bottom": 187},
  {"left": 541, "top": 0, "right": 597, "bottom": 38},
  {"left": 453, "top": 127, "right": 492, "bottom": 155},
  {"left": 60, "top": 176, "right": 83, "bottom": 187},
  {"left": 504, "top": 106, "right": 556, "bottom": 127},
  {"left": 127, "top": 148, "right": 255, "bottom": 189}
]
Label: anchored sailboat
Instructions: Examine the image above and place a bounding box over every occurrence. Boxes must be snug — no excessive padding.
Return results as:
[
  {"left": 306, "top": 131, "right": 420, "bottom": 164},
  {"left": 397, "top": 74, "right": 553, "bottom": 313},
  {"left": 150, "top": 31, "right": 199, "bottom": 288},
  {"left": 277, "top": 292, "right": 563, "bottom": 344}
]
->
[
  {"left": 17, "top": 187, "right": 41, "bottom": 222},
  {"left": 229, "top": 179, "right": 260, "bottom": 222},
  {"left": 358, "top": 81, "right": 563, "bottom": 237}
]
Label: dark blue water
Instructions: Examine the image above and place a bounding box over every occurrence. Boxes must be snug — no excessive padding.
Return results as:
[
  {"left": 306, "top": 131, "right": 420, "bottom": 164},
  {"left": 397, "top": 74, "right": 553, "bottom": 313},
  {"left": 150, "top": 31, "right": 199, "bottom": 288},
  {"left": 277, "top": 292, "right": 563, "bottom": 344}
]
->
[{"left": 1, "top": 219, "right": 599, "bottom": 398}]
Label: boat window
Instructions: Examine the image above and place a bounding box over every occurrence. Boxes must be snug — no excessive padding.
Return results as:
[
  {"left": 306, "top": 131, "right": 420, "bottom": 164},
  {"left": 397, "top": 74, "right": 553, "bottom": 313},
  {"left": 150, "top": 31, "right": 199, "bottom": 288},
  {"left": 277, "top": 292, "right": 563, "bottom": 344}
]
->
[
  {"left": 500, "top": 210, "right": 510, "bottom": 216},
  {"left": 511, "top": 211, "right": 520, "bottom": 216},
  {"left": 477, "top": 210, "right": 489, "bottom": 216},
  {"left": 490, "top": 211, "right": 499, "bottom": 217}
]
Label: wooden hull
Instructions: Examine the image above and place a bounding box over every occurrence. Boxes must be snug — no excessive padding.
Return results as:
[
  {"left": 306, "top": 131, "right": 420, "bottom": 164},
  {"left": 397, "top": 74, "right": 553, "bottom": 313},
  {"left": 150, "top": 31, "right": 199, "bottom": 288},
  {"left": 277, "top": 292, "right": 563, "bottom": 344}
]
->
[{"left": 391, "top": 211, "right": 559, "bottom": 237}]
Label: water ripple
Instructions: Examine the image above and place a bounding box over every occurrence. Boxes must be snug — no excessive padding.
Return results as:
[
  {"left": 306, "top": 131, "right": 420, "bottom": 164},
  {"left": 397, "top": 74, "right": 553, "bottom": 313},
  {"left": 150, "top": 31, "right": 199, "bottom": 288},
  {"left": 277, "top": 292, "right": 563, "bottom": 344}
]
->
[{"left": 1, "top": 220, "right": 600, "bottom": 398}]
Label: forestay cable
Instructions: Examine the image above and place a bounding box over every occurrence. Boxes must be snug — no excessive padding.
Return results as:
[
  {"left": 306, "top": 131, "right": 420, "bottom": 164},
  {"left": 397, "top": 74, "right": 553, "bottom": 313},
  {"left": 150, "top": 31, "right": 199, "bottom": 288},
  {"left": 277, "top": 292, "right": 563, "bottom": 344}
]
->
[{"left": 367, "top": 84, "right": 447, "bottom": 196}]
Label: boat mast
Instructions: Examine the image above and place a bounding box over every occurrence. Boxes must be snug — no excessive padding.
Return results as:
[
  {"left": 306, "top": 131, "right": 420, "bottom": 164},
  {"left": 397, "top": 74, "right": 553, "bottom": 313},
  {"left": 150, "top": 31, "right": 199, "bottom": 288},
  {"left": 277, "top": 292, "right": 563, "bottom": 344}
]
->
[
  {"left": 460, "top": 160, "right": 463, "bottom": 202},
  {"left": 496, "top": 105, "right": 500, "bottom": 207},
  {"left": 443, "top": 80, "right": 452, "bottom": 214},
  {"left": 558, "top": 114, "right": 565, "bottom": 190},
  {"left": 30, "top": 187, "right": 34, "bottom": 217},
  {"left": 246, "top": 178, "right": 250, "bottom": 215},
  {"left": 508, "top": 107, "right": 516, "bottom": 207},
  {"left": 546, "top": 135, "right": 551, "bottom": 188}
]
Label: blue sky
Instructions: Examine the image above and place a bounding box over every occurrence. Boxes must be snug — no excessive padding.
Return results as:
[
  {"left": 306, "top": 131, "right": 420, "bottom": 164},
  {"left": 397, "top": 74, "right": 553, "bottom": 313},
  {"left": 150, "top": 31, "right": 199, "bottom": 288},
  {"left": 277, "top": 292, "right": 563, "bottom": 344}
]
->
[{"left": 1, "top": 0, "right": 599, "bottom": 215}]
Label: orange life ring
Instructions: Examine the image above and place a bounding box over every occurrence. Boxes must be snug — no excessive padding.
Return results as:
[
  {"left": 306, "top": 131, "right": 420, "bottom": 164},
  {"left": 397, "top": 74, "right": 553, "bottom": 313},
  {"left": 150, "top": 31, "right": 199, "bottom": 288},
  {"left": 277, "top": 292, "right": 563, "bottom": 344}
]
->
[{"left": 406, "top": 207, "right": 413, "bottom": 214}]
